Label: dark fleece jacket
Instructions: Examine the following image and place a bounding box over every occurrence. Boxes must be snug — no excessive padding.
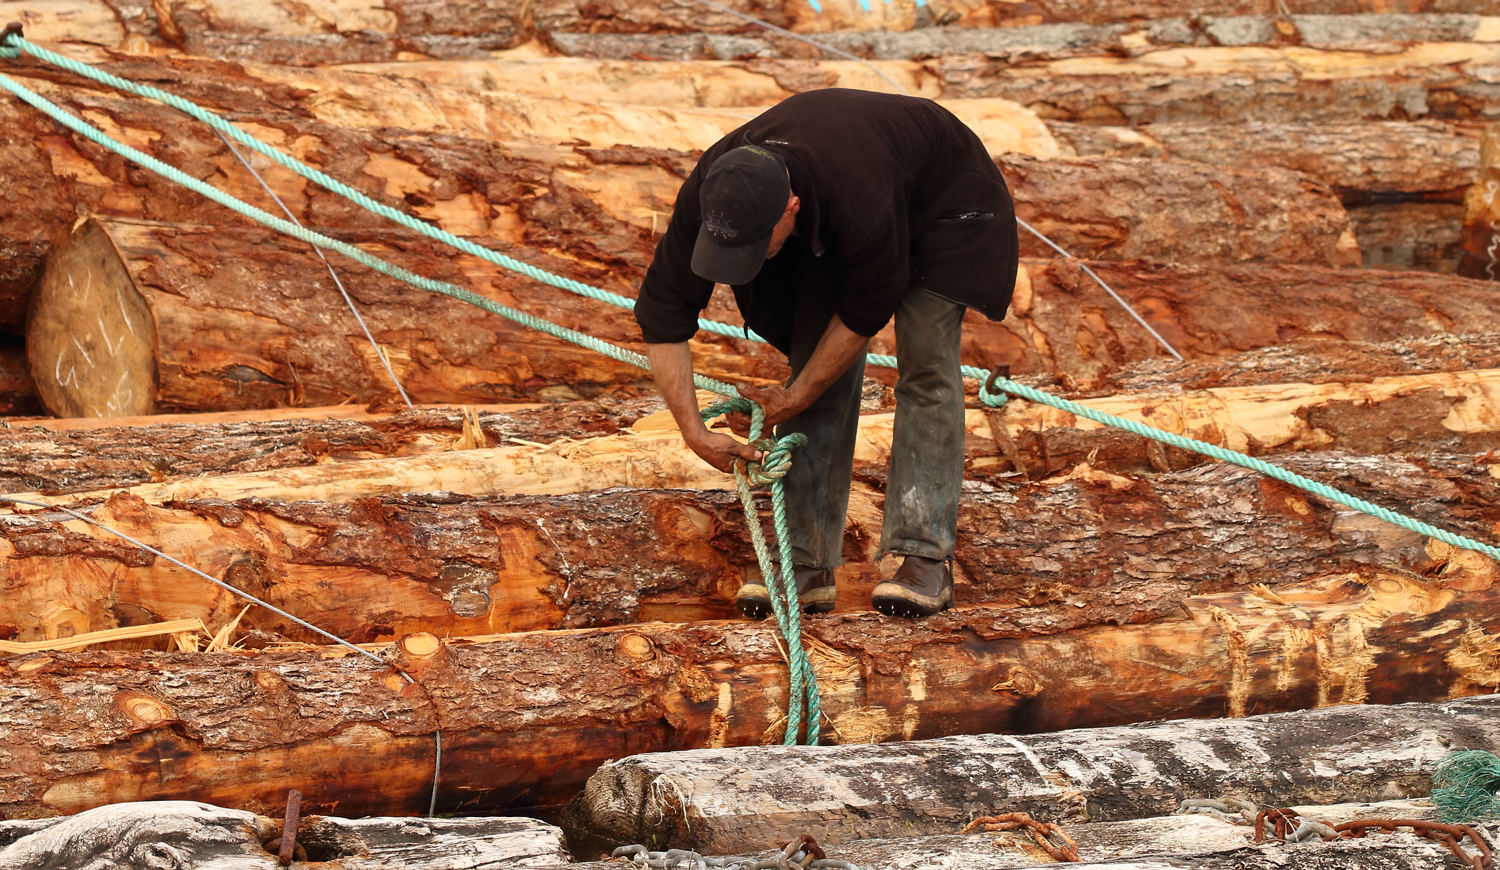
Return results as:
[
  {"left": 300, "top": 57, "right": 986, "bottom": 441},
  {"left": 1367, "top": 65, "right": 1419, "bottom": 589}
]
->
[{"left": 634, "top": 88, "right": 1019, "bottom": 353}]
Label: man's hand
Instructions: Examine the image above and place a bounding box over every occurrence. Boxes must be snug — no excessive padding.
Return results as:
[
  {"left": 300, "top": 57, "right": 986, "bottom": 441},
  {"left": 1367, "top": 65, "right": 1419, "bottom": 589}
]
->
[
  {"left": 732, "top": 382, "right": 805, "bottom": 432},
  {"left": 686, "top": 429, "right": 764, "bottom": 473}
]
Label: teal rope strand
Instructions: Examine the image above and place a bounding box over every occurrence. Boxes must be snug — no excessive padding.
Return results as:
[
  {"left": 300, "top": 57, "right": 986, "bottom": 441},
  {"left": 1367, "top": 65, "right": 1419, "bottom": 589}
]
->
[{"left": 977, "top": 374, "right": 1500, "bottom": 562}]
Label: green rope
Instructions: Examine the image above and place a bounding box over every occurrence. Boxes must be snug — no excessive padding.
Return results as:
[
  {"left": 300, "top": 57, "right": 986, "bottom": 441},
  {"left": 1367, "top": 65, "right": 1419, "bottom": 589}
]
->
[
  {"left": 7, "top": 34, "right": 1500, "bottom": 747},
  {"left": 701, "top": 399, "right": 819, "bottom": 744},
  {"left": 1432, "top": 750, "right": 1500, "bottom": 823}
]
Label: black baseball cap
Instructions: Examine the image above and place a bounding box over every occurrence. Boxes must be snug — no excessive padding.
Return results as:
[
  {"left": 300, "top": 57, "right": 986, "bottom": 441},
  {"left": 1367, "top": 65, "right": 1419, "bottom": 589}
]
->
[{"left": 691, "top": 145, "right": 790, "bottom": 285}]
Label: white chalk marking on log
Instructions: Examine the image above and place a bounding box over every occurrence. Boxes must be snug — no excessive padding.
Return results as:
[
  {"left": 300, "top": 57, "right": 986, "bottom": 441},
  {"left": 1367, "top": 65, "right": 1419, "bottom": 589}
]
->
[
  {"left": 69, "top": 336, "right": 94, "bottom": 369},
  {"left": 116, "top": 286, "right": 135, "bottom": 335},
  {"left": 97, "top": 316, "right": 126, "bottom": 358},
  {"left": 1000, "top": 735, "right": 1057, "bottom": 783}
]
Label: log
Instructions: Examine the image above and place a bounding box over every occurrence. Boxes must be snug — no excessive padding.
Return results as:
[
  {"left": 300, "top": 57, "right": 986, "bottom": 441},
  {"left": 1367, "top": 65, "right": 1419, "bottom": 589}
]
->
[
  {"left": 25, "top": 217, "right": 665, "bottom": 414},
  {"left": 35, "top": 218, "right": 1491, "bottom": 418},
  {"left": 0, "top": 800, "right": 571, "bottom": 868},
  {"left": 1, "top": 574, "right": 1498, "bottom": 819},
  {"left": 1046, "top": 120, "right": 1481, "bottom": 200},
  {"left": 567, "top": 695, "right": 1500, "bottom": 852},
  {"left": 550, "top": 15, "right": 1500, "bottom": 63},
  {"left": 933, "top": 43, "right": 1500, "bottom": 123},
  {"left": 0, "top": 399, "right": 652, "bottom": 494},
  {"left": 2, "top": 450, "right": 1498, "bottom": 644},
  {"left": 1460, "top": 122, "right": 1500, "bottom": 281},
  {"left": 11, "top": 361, "right": 1500, "bottom": 509},
  {"left": 14, "top": 1, "right": 1500, "bottom": 61},
  {"left": 1002, "top": 154, "right": 1359, "bottom": 266},
  {"left": 6, "top": 330, "right": 1500, "bottom": 494},
  {"left": 555, "top": 801, "right": 1452, "bottom": 870}
]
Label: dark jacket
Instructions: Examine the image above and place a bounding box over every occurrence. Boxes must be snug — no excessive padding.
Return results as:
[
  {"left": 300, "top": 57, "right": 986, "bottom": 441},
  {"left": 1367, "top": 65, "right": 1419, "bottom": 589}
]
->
[{"left": 634, "top": 88, "right": 1018, "bottom": 353}]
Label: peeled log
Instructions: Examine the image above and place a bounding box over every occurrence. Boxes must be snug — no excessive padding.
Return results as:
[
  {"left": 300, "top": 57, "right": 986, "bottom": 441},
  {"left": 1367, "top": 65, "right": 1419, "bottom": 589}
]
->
[
  {"left": 1, "top": 571, "right": 1497, "bottom": 819},
  {"left": 7, "top": 331, "right": 1500, "bottom": 494},
  {"left": 2, "top": 451, "right": 1498, "bottom": 644},
  {"left": 11, "top": 364, "right": 1500, "bottom": 508},
  {"left": 1047, "top": 120, "right": 1481, "bottom": 200}
]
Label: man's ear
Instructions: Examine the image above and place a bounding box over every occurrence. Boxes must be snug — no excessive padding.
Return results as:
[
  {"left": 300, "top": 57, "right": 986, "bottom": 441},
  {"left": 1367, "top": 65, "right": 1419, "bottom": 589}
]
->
[{"left": 787, "top": 194, "right": 801, "bottom": 216}]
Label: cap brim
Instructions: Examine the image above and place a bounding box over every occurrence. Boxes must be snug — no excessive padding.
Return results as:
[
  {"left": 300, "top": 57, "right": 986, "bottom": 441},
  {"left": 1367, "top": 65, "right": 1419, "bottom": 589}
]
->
[{"left": 691, "top": 222, "right": 774, "bottom": 286}]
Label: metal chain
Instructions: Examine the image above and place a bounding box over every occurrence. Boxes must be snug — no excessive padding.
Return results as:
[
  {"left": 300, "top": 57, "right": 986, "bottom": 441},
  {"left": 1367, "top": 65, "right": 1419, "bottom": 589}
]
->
[
  {"left": 1178, "top": 799, "right": 1496, "bottom": 870},
  {"left": 611, "top": 834, "right": 859, "bottom": 870}
]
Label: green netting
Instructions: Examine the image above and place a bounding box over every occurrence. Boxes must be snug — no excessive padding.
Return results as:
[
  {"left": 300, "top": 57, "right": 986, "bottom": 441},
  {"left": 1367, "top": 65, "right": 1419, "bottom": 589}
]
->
[{"left": 1432, "top": 749, "right": 1500, "bottom": 823}]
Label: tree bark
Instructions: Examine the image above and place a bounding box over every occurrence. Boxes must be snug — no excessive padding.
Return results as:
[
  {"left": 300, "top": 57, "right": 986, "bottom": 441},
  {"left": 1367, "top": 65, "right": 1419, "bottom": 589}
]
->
[
  {"left": 1002, "top": 154, "right": 1359, "bottom": 266},
  {"left": 569, "top": 695, "right": 1500, "bottom": 853},
  {"left": 0, "top": 399, "right": 655, "bottom": 494},
  {"left": 1459, "top": 122, "right": 1500, "bottom": 281},
  {"left": 2, "top": 451, "right": 1497, "bottom": 644},
  {"left": 0, "top": 800, "right": 570, "bottom": 868},
  {"left": 1047, "top": 120, "right": 1481, "bottom": 200},
  {"left": 1, "top": 576, "right": 1497, "bottom": 820}
]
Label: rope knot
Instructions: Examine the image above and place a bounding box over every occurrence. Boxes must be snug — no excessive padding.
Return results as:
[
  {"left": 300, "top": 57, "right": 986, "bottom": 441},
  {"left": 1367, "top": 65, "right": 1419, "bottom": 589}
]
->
[{"left": 738, "top": 433, "right": 808, "bottom": 485}]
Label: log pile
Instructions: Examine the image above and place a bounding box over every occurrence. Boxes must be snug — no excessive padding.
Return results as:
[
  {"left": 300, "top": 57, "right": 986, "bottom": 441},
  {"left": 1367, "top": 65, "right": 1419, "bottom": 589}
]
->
[{"left": 3, "top": 4, "right": 1500, "bottom": 868}]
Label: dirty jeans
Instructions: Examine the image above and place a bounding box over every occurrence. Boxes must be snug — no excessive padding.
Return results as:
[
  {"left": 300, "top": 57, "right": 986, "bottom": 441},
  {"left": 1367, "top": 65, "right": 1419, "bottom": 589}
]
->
[{"left": 777, "top": 285, "right": 967, "bottom": 569}]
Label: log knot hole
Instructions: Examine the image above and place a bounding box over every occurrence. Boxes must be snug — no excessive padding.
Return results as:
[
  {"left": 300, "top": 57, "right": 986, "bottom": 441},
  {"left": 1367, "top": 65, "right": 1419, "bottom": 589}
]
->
[
  {"left": 991, "top": 665, "right": 1044, "bottom": 697},
  {"left": 116, "top": 691, "right": 175, "bottom": 727}
]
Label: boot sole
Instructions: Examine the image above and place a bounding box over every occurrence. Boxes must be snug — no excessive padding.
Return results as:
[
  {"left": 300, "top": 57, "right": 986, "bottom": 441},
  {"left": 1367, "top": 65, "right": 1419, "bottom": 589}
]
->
[
  {"left": 737, "top": 590, "right": 835, "bottom": 621},
  {"left": 871, "top": 596, "right": 953, "bottom": 618}
]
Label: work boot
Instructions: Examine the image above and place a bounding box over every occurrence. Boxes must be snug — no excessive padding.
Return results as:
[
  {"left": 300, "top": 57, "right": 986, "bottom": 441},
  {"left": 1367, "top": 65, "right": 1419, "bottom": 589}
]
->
[
  {"left": 736, "top": 565, "right": 837, "bottom": 620},
  {"left": 871, "top": 555, "right": 954, "bottom": 618}
]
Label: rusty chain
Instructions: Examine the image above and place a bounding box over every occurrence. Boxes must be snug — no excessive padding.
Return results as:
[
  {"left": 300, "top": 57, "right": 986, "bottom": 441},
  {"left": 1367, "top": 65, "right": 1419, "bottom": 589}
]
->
[
  {"left": 1244, "top": 806, "right": 1495, "bottom": 870},
  {"left": 962, "top": 812, "right": 1081, "bottom": 862},
  {"left": 610, "top": 833, "right": 860, "bottom": 870}
]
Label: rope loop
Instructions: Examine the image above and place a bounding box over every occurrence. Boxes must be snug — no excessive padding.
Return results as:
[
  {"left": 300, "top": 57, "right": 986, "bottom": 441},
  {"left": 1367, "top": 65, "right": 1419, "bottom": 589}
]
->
[{"left": 978, "top": 368, "right": 1010, "bottom": 408}]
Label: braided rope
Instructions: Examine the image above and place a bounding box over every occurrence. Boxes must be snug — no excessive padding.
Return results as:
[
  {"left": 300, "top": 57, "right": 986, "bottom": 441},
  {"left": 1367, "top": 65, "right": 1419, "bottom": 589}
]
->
[{"left": 702, "top": 399, "right": 819, "bottom": 744}]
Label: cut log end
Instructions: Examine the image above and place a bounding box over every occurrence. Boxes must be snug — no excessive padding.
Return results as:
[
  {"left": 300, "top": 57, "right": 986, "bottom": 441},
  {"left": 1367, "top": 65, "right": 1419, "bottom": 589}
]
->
[{"left": 28, "top": 220, "right": 158, "bottom": 418}]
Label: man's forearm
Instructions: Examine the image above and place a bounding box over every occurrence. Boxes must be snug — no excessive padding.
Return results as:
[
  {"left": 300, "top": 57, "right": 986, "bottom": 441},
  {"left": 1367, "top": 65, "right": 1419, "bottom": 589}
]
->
[
  {"left": 645, "top": 341, "right": 708, "bottom": 445},
  {"left": 787, "top": 315, "right": 870, "bottom": 409}
]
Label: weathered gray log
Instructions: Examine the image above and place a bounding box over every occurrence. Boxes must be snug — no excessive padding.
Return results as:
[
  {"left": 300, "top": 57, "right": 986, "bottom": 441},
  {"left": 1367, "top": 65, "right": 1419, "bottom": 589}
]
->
[
  {"left": 0, "top": 800, "right": 571, "bottom": 868},
  {"left": 551, "top": 15, "right": 1500, "bottom": 62},
  {"left": 568, "top": 696, "right": 1500, "bottom": 853}
]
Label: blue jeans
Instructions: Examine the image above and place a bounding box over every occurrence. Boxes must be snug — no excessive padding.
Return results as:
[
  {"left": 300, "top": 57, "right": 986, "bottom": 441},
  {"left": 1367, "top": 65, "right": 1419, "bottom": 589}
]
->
[{"left": 777, "top": 285, "right": 967, "bottom": 568}]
